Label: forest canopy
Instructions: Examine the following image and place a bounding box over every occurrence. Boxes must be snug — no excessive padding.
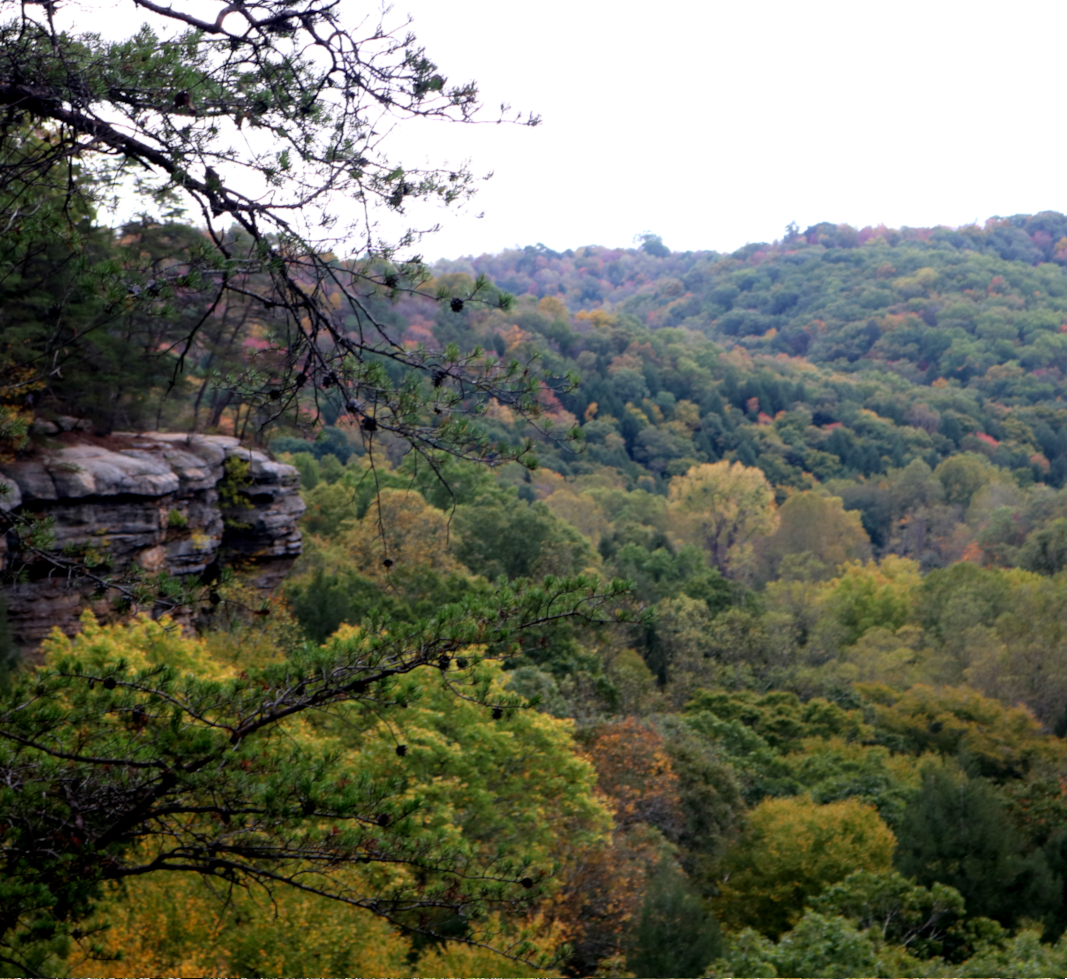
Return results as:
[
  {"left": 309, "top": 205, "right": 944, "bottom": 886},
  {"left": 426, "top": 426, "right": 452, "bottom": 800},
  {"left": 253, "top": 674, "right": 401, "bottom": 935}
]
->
[
  {"left": 219, "top": 214, "right": 1067, "bottom": 975},
  {"left": 5, "top": 1, "right": 1067, "bottom": 971}
]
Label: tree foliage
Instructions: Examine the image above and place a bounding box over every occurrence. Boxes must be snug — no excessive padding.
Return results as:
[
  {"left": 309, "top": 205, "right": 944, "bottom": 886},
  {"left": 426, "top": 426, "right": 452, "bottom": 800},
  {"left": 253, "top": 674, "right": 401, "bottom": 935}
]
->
[
  {"left": 0, "top": 575, "right": 631, "bottom": 974},
  {"left": 667, "top": 461, "right": 778, "bottom": 577},
  {"left": 13, "top": 17, "right": 1067, "bottom": 967},
  {"left": 0, "top": 0, "right": 556, "bottom": 465},
  {"left": 716, "top": 795, "right": 897, "bottom": 939}
]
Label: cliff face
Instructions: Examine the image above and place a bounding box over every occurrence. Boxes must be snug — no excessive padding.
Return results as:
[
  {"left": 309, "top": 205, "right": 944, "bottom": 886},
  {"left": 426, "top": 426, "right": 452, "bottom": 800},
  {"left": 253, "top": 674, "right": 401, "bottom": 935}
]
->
[{"left": 0, "top": 432, "right": 305, "bottom": 656}]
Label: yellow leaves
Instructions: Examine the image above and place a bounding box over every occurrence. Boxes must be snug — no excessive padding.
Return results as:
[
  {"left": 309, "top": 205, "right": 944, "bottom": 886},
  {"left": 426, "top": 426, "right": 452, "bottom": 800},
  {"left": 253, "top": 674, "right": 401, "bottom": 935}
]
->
[
  {"left": 538, "top": 295, "right": 569, "bottom": 320},
  {"left": 667, "top": 461, "right": 778, "bottom": 576},
  {"left": 0, "top": 403, "right": 32, "bottom": 459},
  {"left": 575, "top": 308, "right": 614, "bottom": 330},
  {"left": 63, "top": 873, "right": 413, "bottom": 979},
  {"left": 336, "top": 487, "right": 464, "bottom": 581},
  {"left": 38, "top": 584, "right": 605, "bottom": 976},
  {"left": 528, "top": 466, "right": 566, "bottom": 498},
  {"left": 716, "top": 795, "right": 896, "bottom": 938},
  {"left": 498, "top": 322, "right": 531, "bottom": 350},
  {"left": 44, "top": 609, "right": 230, "bottom": 680},
  {"left": 623, "top": 402, "right": 650, "bottom": 426},
  {"left": 323, "top": 620, "right": 363, "bottom": 648},
  {"left": 413, "top": 913, "right": 567, "bottom": 978},
  {"left": 672, "top": 398, "right": 701, "bottom": 431},
  {"left": 893, "top": 266, "right": 939, "bottom": 298},
  {"left": 484, "top": 396, "right": 516, "bottom": 424}
]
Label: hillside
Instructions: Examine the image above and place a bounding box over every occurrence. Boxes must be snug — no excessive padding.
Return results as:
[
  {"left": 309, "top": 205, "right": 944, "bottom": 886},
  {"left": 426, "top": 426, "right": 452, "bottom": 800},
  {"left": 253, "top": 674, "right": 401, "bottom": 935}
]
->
[
  {"left": 262, "top": 214, "right": 1067, "bottom": 974},
  {"left": 447, "top": 213, "right": 1067, "bottom": 394},
  {"left": 10, "top": 211, "right": 1067, "bottom": 976},
  {"left": 264, "top": 214, "right": 1067, "bottom": 577},
  {"left": 19, "top": 4, "right": 1067, "bottom": 974}
]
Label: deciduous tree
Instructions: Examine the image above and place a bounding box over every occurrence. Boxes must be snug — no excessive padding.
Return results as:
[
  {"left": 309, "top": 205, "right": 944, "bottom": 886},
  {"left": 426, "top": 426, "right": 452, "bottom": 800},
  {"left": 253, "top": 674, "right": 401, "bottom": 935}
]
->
[
  {"left": 0, "top": 0, "right": 555, "bottom": 464},
  {"left": 667, "top": 461, "right": 778, "bottom": 577},
  {"left": 755, "top": 490, "right": 872, "bottom": 583},
  {"left": 0, "top": 576, "right": 631, "bottom": 974},
  {"left": 716, "top": 795, "right": 897, "bottom": 939}
]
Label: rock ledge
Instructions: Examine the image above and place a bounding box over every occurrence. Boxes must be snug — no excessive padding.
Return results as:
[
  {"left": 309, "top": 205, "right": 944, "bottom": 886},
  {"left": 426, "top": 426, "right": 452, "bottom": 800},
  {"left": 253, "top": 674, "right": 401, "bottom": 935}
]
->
[{"left": 1, "top": 432, "right": 305, "bottom": 655}]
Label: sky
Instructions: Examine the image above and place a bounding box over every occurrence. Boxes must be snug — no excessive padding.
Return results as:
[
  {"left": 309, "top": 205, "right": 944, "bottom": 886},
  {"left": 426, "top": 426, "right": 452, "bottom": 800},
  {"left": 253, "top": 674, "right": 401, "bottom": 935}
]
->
[
  {"left": 384, "top": 0, "right": 1067, "bottom": 261},
  {"left": 53, "top": 0, "right": 1067, "bottom": 261}
]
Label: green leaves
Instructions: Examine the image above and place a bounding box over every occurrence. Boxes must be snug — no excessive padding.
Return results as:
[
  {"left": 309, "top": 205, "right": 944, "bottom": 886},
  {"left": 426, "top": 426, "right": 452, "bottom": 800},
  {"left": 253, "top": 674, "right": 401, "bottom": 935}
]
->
[{"left": 0, "top": 573, "right": 627, "bottom": 967}]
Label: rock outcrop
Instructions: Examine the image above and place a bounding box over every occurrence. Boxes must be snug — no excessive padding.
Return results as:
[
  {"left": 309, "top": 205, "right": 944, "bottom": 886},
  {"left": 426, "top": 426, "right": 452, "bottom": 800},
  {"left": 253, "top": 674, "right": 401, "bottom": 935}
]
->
[{"left": 0, "top": 432, "right": 305, "bottom": 656}]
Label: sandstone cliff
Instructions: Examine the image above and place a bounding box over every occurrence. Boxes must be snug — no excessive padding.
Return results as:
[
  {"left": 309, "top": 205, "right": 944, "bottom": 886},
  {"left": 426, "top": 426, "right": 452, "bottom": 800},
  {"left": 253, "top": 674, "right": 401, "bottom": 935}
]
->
[{"left": 0, "top": 432, "right": 305, "bottom": 655}]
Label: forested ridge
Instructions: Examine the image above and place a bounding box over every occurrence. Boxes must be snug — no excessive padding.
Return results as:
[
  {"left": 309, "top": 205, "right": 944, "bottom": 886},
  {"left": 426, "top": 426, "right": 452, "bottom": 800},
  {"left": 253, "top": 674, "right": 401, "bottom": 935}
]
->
[
  {"left": 262, "top": 216, "right": 1067, "bottom": 975},
  {"left": 15, "top": 2, "right": 1067, "bottom": 975},
  {"left": 11, "top": 206, "right": 1067, "bottom": 976},
  {"left": 282, "top": 214, "right": 1067, "bottom": 565},
  {"left": 6, "top": 45, "right": 1067, "bottom": 964}
]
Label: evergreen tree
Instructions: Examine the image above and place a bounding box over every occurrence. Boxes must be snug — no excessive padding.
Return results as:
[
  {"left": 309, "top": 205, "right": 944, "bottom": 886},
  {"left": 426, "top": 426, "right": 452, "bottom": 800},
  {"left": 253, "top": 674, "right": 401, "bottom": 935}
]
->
[
  {"left": 626, "top": 858, "right": 722, "bottom": 978},
  {"left": 894, "top": 766, "right": 1061, "bottom": 928}
]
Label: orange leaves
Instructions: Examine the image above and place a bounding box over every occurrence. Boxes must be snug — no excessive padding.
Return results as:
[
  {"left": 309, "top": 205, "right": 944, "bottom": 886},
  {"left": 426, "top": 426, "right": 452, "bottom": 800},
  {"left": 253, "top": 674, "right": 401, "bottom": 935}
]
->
[
  {"left": 497, "top": 323, "right": 530, "bottom": 351},
  {"left": 607, "top": 352, "right": 644, "bottom": 375},
  {"left": 537, "top": 719, "right": 688, "bottom": 973},
  {"left": 585, "top": 718, "right": 682, "bottom": 836}
]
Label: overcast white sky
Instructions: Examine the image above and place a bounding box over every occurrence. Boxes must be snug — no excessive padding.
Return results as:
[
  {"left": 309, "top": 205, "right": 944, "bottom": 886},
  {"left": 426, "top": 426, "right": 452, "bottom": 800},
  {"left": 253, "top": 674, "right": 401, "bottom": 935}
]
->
[
  {"left": 61, "top": 0, "right": 1067, "bottom": 259},
  {"left": 386, "top": 0, "right": 1067, "bottom": 260}
]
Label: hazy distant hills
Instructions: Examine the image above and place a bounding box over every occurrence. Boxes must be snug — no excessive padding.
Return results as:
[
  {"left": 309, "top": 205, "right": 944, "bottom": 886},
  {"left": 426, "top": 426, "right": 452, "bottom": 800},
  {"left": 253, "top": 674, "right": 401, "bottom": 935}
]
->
[{"left": 436, "top": 213, "right": 1067, "bottom": 398}]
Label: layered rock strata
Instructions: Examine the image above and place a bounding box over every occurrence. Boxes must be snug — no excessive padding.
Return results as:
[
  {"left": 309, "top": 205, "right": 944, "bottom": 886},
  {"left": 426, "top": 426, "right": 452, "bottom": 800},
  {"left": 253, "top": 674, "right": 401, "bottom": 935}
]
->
[{"left": 0, "top": 432, "right": 305, "bottom": 655}]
